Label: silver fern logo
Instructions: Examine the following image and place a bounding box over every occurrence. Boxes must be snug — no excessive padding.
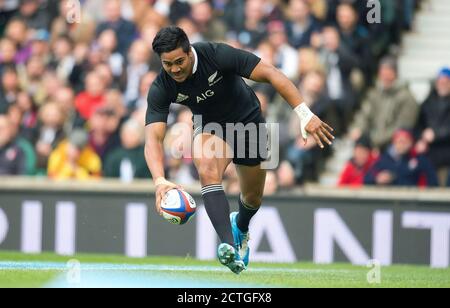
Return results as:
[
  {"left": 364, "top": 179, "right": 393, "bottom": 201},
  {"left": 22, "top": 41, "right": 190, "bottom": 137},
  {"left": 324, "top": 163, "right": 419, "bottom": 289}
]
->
[{"left": 208, "top": 71, "right": 223, "bottom": 86}]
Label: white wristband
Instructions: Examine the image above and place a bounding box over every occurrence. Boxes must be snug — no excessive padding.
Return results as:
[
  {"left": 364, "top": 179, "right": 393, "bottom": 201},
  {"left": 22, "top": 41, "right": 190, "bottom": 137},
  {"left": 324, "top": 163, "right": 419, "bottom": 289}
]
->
[{"left": 294, "top": 103, "right": 315, "bottom": 139}]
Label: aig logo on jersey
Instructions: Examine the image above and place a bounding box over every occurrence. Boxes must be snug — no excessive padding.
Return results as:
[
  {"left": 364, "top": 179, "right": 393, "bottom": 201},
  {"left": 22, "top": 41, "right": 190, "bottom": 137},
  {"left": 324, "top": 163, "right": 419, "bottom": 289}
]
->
[
  {"left": 195, "top": 71, "right": 222, "bottom": 103},
  {"left": 197, "top": 90, "right": 215, "bottom": 103}
]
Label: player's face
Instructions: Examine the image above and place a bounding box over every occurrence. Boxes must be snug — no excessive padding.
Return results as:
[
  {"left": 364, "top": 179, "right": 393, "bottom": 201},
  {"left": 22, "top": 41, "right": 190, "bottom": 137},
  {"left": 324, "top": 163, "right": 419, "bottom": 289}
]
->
[{"left": 160, "top": 47, "right": 193, "bottom": 83}]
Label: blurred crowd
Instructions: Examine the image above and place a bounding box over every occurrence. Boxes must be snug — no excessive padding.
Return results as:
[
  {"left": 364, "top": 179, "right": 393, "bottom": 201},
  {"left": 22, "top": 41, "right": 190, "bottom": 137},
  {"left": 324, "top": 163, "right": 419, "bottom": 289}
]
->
[{"left": 1, "top": 0, "right": 448, "bottom": 192}]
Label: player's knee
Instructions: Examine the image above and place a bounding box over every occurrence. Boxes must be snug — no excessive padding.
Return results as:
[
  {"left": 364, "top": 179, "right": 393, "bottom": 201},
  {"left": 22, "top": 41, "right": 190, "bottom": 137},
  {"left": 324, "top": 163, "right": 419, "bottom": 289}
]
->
[
  {"left": 242, "top": 193, "right": 262, "bottom": 208},
  {"left": 197, "top": 162, "right": 222, "bottom": 184}
]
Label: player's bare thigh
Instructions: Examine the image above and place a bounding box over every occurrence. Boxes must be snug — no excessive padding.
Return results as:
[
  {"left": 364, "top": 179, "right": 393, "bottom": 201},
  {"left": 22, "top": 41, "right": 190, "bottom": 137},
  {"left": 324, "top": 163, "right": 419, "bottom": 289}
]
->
[
  {"left": 236, "top": 164, "right": 266, "bottom": 208},
  {"left": 192, "top": 133, "right": 233, "bottom": 186}
]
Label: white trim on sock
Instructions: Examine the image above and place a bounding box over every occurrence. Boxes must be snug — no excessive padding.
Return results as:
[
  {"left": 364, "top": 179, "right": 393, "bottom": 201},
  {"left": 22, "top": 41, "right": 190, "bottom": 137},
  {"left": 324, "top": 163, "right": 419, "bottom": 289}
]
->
[{"left": 201, "top": 185, "right": 224, "bottom": 195}]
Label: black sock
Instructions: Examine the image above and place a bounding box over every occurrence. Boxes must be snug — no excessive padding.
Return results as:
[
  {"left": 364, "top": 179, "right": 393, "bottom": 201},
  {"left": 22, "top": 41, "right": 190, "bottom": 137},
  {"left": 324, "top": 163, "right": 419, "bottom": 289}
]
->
[
  {"left": 237, "top": 196, "right": 259, "bottom": 233},
  {"left": 201, "top": 184, "right": 235, "bottom": 246}
]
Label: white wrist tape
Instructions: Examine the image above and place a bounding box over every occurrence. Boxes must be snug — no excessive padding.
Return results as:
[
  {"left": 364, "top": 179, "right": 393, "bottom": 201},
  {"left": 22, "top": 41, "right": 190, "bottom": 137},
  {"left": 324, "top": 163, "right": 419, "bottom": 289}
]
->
[{"left": 294, "top": 103, "right": 315, "bottom": 139}]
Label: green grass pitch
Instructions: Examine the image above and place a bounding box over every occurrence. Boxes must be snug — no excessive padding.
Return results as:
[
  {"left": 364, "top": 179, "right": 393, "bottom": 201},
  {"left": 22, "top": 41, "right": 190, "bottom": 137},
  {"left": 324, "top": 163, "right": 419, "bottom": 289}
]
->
[{"left": 0, "top": 252, "right": 449, "bottom": 288}]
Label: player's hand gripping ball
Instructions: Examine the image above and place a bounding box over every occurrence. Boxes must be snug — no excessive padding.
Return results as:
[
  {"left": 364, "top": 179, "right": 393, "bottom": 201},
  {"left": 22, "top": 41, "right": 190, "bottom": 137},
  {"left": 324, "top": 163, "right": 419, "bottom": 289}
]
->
[{"left": 160, "top": 189, "right": 196, "bottom": 225}]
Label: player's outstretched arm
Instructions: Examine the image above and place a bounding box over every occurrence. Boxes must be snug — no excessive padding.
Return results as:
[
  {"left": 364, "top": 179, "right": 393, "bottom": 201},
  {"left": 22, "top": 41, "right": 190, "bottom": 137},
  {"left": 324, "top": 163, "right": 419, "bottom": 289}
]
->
[
  {"left": 249, "top": 61, "right": 334, "bottom": 148},
  {"left": 145, "top": 123, "right": 181, "bottom": 214}
]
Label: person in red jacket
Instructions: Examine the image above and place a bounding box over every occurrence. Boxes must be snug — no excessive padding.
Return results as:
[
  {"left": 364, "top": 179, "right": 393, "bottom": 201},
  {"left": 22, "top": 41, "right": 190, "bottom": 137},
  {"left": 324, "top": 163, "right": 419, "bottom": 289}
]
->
[
  {"left": 75, "top": 71, "right": 106, "bottom": 121},
  {"left": 338, "top": 135, "right": 377, "bottom": 187}
]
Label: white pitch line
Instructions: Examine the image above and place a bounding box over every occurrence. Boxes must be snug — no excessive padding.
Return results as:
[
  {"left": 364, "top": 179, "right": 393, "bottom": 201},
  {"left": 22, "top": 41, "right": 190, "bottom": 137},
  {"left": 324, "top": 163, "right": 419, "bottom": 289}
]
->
[{"left": 0, "top": 261, "right": 355, "bottom": 274}]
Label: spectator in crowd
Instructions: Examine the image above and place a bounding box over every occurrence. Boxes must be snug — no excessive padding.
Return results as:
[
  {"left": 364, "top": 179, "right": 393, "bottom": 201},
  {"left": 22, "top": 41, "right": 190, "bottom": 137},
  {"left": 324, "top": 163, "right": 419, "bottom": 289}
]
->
[
  {"left": 0, "top": 0, "right": 19, "bottom": 37},
  {"left": 364, "top": 129, "right": 438, "bottom": 187},
  {"left": 350, "top": 57, "right": 418, "bottom": 150},
  {"left": 231, "top": 0, "right": 268, "bottom": 50},
  {"left": 88, "top": 104, "right": 121, "bottom": 164},
  {"left": 415, "top": 67, "right": 450, "bottom": 186},
  {"left": 264, "top": 0, "right": 285, "bottom": 22},
  {"left": 14, "top": 91, "right": 38, "bottom": 142},
  {"left": 326, "top": 0, "right": 371, "bottom": 26},
  {"left": 178, "top": 17, "right": 204, "bottom": 44},
  {"left": 298, "top": 69, "right": 334, "bottom": 126},
  {"left": 6, "top": 103, "right": 22, "bottom": 134},
  {"left": 338, "top": 135, "right": 376, "bottom": 187},
  {"left": 266, "top": 20, "right": 299, "bottom": 80},
  {"left": 47, "top": 129, "right": 102, "bottom": 180},
  {"left": 286, "top": 134, "right": 318, "bottom": 184},
  {"left": 139, "top": 22, "right": 164, "bottom": 72},
  {"left": 96, "top": 29, "right": 125, "bottom": 82},
  {"left": 94, "top": 62, "right": 117, "bottom": 91},
  {"left": 0, "top": 38, "right": 18, "bottom": 74},
  {"left": 49, "top": 34, "right": 76, "bottom": 82},
  {"left": 124, "top": 39, "right": 150, "bottom": 105},
  {"left": 190, "top": 0, "right": 227, "bottom": 42},
  {"left": 0, "top": 114, "right": 26, "bottom": 175},
  {"left": 81, "top": 0, "right": 107, "bottom": 22},
  {"left": 140, "top": 20, "right": 161, "bottom": 48},
  {"left": 335, "top": 3, "right": 372, "bottom": 82},
  {"left": 35, "top": 102, "right": 66, "bottom": 173},
  {"left": 297, "top": 47, "right": 323, "bottom": 82},
  {"left": 45, "top": 0, "right": 61, "bottom": 24},
  {"left": 0, "top": 66, "right": 20, "bottom": 113},
  {"left": 95, "top": 0, "right": 138, "bottom": 56},
  {"left": 104, "top": 118, "right": 150, "bottom": 181},
  {"left": 104, "top": 89, "right": 127, "bottom": 120},
  {"left": 14, "top": 0, "right": 50, "bottom": 30},
  {"left": 74, "top": 71, "right": 107, "bottom": 121},
  {"left": 128, "top": 71, "right": 158, "bottom": 115},
  {"left": 123, "top": 0, "right": 165, "bottom": 30},
  {"left": 221, "top": 0, "right": 245, "bottom": 33},
  {"left": 7, "top": 103, "right": 37, "bottom": 175},
  {"left": 67, "top": 43, "right": 92, "bottom": 92},
  {"left": 305, "top": 0, "right": 327, "bottom": 21},
  {"left": 18, "top": 55, "right": 47, "bottom": 106},
  {"left": 30, "top": 29, "right": 51, "bottom": 61},
  {"left": 5, "top": 18, "right": 30, "bottom": 65},
  {"left": 312, "top": 26, "right": 358, "bottom": 133},
  {"left": 152, "top": 0, "right": 190, "bottom": 25},
  {"left": 286, "top": 0, "right": 322, "bottom": 49},
  {"left": 42, "top": 69, "right": 64, "bottom": 101},
  {"left": 52, "top": 86, "right": 79, "bottom": 133},
  {"left": 255, "top": 40, "right": 276, "bottom": 67}
]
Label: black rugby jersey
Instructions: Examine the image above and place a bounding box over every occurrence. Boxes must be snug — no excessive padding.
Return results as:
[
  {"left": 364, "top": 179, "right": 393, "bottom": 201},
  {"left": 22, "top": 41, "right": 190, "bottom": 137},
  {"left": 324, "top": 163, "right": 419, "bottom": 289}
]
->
[{"left": 145, "top": 42, "right": 262, "bottom": 127}]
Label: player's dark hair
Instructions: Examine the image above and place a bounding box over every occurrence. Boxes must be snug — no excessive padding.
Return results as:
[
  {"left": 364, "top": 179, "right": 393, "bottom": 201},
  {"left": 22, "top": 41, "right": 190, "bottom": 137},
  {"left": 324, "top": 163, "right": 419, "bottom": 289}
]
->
[{"left": 152, "top": 26, "right": 190, "bottom": 56}]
